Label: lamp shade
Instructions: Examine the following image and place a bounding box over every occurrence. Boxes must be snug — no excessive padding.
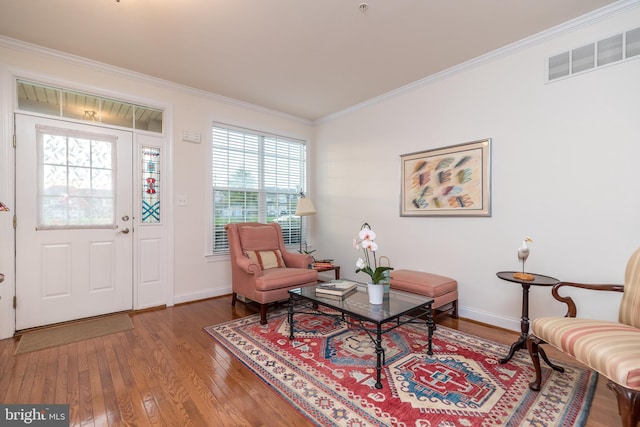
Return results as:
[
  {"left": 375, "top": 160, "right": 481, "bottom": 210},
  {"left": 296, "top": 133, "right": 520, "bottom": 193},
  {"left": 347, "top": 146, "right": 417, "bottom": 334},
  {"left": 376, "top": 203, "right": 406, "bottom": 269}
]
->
[{"left": 295, "top": 197, "right": 316, "bottom": 216}]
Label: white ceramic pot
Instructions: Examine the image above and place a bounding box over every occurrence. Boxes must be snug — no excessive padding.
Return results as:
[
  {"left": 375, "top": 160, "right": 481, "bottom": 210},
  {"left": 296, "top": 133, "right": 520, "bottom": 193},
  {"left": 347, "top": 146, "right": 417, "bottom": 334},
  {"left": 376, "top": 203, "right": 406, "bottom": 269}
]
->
[{"left": 367, "top": 282, "right": 384, "bottom": 305}]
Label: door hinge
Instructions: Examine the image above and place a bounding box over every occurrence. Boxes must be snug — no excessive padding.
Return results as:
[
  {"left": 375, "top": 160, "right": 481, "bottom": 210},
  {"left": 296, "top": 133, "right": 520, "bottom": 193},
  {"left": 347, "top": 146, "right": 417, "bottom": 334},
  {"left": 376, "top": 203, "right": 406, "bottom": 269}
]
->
[
  {"left": 13, "top": 215, "right": 16, "bottom": 229},
  {"left": 13, "top": 296, "right": 16, "bottom": 309},
  {"left": 13, "top": 134, "right": 16, "bottom": 148}
]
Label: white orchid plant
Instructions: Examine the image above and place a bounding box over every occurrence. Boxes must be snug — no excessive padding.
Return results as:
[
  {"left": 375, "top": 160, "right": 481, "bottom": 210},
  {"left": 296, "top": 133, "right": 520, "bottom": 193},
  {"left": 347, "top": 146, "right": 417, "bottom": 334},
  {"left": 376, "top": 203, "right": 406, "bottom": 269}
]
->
[{"left": 353, "top": 222, "right": 393, "bottom": 284}]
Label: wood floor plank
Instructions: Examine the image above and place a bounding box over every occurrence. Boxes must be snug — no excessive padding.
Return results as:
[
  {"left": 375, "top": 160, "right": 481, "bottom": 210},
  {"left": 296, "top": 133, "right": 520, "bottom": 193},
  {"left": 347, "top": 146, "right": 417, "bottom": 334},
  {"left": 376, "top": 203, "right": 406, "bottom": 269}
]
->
[
  {"left": 164, "top": 346, "right": 229, "bottom": 424},
  {"left": 84, "top": 339, "right": 106, "bottom": 427},
  {"left": 132, "top": 316, "right": 203, "bottom": 425},
  {"left": 102, "top": 334, "right": 148, "bottom": 425},
  {"left": 0, "top": 337, "right": 18, "bottom": 401},
  {"left": 123, "top": 318, "right": 186, "bottom": 427},
  {"left": 94, "top": 337, "right": 122, "bottom": 426},
  {"left": 54, "top": 343, "right": 69, "bottom": 404},
  {"left": 65, "top": 342, "right": 80, "bottom": 425},
  {"left": 134, "top": 331, "right": 215, "bottom": 422},
  {"left": 41, "top": 346, "right": 60, "bottom": 402},
  {"left": 16, "top": 351, "right": 39, "bottom": 402},
  {"left": 1, "top": 352, "right": 24, "bottom": 403},
  {"left": 27, "top": 345, "right": 51, "bottom": 402},
  {"left": 76, "top": 340, "right": 96, "bottom": 426},
  {"left": 0, "top": 296, "right": 621, "bottom": 427}
]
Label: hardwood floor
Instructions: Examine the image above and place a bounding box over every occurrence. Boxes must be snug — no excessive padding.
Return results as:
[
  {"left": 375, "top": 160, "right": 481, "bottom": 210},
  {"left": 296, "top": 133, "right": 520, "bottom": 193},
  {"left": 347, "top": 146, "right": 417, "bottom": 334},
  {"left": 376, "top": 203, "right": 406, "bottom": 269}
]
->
[{"left": 0, "top": 296, "right": 622, "bottom": 426}]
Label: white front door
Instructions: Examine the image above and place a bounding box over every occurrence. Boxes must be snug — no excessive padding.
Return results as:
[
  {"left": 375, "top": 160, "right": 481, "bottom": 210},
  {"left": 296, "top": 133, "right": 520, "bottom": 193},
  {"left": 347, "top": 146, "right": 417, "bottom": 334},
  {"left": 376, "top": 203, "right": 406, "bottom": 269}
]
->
[{"left": 15, "top": 114, "right": 133, "bottom": 330}]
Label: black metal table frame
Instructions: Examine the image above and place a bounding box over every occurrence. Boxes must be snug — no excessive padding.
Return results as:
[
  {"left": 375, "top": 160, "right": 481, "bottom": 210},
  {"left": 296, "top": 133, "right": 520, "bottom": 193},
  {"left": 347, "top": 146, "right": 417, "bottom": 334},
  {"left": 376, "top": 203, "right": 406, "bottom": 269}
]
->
[{"left": 287, "top": 292, "right": 434, "bottom": 389}]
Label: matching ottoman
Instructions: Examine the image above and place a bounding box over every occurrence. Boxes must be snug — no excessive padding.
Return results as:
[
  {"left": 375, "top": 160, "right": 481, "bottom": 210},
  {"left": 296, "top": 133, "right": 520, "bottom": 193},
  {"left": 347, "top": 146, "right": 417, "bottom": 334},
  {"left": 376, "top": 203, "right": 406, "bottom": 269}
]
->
[{"left": 390, "top": 269, "right": 458, "bottom": 318}]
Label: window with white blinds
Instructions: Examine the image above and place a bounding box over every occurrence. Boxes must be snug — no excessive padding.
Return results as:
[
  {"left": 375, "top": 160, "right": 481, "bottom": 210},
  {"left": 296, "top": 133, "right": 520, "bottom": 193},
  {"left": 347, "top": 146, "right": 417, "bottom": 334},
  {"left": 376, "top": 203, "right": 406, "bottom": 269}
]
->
[{"left": 210, "top": 124, "right": 308, "bottom": 254}]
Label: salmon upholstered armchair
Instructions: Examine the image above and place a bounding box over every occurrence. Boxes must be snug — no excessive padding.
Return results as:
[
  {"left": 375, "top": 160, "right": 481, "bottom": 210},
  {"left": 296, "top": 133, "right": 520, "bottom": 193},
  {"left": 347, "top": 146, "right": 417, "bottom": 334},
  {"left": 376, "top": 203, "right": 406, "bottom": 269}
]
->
[
  {"left": 225, "top": 222, "right": 318, "bottom": 325},
  {"left": 527, "top": 248, "right": 640, "bottom": 427}
]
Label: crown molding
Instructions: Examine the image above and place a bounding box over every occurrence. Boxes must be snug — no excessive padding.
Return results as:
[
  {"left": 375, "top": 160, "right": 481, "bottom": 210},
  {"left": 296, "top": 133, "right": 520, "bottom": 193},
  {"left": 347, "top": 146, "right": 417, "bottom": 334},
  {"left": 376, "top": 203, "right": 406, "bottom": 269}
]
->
[
  {"left": 317, "top": 0, "right": 640, "bottom": 124},
  {"left": 0, "top": 36, "right": 312, "bottom": 126},
  {"left": 1, "top": 0, "right": 637, "bottom": 127}
]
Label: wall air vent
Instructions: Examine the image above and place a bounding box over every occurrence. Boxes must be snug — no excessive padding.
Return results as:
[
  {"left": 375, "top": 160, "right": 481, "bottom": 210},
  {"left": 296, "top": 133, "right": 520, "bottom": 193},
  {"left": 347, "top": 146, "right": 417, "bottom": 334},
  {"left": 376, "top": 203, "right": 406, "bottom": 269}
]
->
[
  {"left": 598, "top": 34, "right": 623, "bottom": 66},
  {"left": 627, "top": 27, "right": 640, "bottom": 57},
  {"left": 572, "top": 43, "right": 595, "bottom": 73},
  {"left": 547, "top": 26, "right": 640, "bottom": 82}
]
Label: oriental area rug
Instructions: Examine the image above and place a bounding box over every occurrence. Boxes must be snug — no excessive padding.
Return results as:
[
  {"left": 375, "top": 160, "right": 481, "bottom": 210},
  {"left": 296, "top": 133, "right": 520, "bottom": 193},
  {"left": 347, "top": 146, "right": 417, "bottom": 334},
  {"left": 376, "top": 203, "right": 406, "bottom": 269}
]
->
[{"left": 204, "top": 310, "right": 597, "bottom": 427}]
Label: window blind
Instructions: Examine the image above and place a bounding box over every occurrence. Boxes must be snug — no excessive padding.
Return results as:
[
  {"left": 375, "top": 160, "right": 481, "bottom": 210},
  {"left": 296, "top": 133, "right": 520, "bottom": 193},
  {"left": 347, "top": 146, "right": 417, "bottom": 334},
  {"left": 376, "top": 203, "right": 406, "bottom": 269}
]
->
[{"left": 211, "top": 124, "right": 307, "bottom": 254}]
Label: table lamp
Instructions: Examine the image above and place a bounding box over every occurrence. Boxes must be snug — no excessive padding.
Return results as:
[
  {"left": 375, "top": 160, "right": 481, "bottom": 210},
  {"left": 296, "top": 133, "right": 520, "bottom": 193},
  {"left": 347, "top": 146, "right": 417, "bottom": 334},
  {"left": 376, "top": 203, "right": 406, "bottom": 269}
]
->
[{"left": 294, "top": 192, "right": 316, "bottom": 253}]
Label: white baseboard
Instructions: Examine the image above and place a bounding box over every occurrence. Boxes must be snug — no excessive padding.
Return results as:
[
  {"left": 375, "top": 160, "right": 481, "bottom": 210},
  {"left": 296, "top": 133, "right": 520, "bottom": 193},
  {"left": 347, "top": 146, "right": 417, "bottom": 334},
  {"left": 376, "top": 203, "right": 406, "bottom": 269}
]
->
[
  {"left": 174, "top": 287, "right": 232, "bottom": 305},
  {"left": 458, "top": 305, "right": 520, "bottom": 333}
]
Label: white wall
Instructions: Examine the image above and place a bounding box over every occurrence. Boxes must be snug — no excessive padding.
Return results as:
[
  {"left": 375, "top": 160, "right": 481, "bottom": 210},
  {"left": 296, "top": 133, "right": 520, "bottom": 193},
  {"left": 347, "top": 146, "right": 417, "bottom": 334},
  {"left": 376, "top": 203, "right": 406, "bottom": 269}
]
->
[
  {"left": 312, "top": 7, "right": 640, "bottom": 331},
  {"left": 0, "top": 41, "right": 313, "bottom": 339}
]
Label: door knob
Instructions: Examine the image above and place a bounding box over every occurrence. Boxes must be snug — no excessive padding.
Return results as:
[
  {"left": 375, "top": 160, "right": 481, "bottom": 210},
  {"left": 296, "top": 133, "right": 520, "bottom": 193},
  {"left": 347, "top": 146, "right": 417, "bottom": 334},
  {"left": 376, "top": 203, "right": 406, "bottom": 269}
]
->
[{"left": 116, "top": 227, "right": 130, "bottom": 235}]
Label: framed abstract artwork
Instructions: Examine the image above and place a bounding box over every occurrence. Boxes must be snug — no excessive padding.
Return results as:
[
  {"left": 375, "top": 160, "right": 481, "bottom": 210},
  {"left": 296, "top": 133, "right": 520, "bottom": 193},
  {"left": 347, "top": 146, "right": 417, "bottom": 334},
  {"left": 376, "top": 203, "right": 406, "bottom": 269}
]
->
[{"left": 400, "top": 138, "right": 491, "bottom": 217}]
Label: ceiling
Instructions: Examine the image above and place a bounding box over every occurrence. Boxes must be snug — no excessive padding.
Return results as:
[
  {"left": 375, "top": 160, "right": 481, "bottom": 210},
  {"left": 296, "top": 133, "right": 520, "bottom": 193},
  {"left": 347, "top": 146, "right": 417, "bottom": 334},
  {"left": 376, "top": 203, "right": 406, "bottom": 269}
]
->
[{"left": 0, "top": 0, "right": 622, "bottom": 121}]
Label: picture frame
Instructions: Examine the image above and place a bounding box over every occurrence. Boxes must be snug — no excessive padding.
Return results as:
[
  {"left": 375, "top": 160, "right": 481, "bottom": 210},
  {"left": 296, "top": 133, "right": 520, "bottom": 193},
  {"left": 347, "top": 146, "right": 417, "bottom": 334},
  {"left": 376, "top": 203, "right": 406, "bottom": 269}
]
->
[{"left": 400, "top": 138, "right": 491, "bottom": 217}]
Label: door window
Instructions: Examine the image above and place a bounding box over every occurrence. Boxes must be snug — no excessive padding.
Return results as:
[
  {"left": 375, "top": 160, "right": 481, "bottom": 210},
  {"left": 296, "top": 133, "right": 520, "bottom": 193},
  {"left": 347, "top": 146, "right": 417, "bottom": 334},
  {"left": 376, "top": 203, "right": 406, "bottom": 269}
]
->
[
  {"left": 37, "top": 125, "right": 117, "bottom": 229},
  {"left": 141, "top": 146, "right": 161, "bottom": 223}
]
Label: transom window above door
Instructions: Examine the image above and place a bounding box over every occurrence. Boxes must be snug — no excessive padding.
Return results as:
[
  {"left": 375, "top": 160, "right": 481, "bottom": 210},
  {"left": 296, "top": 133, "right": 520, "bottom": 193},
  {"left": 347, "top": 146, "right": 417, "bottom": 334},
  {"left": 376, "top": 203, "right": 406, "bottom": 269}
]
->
[{"left": 17, "top": 79, "right": 163, "bottom": 133}]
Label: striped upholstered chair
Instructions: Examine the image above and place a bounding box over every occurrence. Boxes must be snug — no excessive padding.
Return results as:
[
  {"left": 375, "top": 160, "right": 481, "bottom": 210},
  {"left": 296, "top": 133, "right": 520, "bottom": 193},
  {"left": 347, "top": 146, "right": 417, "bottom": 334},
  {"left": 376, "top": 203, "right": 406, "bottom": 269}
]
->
[{"left": 527, "top": 248, "right": 640, "bottom": 427}]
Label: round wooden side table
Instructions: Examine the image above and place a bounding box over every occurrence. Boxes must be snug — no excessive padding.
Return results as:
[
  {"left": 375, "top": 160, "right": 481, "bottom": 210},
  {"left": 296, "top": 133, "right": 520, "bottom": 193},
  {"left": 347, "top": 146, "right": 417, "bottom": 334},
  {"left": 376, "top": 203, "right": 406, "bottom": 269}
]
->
[{"left": 495, "top": 271, "right": 564, "bottom": 373}]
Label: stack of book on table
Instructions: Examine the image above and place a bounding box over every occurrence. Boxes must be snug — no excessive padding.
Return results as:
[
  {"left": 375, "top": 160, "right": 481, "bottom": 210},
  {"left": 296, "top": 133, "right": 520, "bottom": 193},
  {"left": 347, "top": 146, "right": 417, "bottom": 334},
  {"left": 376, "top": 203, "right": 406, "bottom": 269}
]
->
[
  {"left": 315, "top": 280, "right": 357, "bottom": 300},
  {"left": 313, "top": 259, "right": 334, "bottom": 269}
]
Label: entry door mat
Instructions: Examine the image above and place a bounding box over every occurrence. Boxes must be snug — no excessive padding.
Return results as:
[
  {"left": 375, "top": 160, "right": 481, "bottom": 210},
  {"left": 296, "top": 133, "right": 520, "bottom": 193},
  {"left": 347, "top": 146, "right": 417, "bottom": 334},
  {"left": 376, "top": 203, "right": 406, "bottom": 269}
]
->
[
  {"left": 15, "top": 314, "right": 133, "bottom": 354},
  {"left": 204, "top": 309, "right": 597, "bottom": 427}
]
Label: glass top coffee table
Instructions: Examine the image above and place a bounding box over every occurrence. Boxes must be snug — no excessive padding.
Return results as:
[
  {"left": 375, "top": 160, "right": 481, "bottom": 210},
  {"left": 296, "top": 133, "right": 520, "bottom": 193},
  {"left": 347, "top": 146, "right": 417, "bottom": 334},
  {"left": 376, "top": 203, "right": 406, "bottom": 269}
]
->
[{"left": 288, "top": 283, "right": 435, "bottom": 389}]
